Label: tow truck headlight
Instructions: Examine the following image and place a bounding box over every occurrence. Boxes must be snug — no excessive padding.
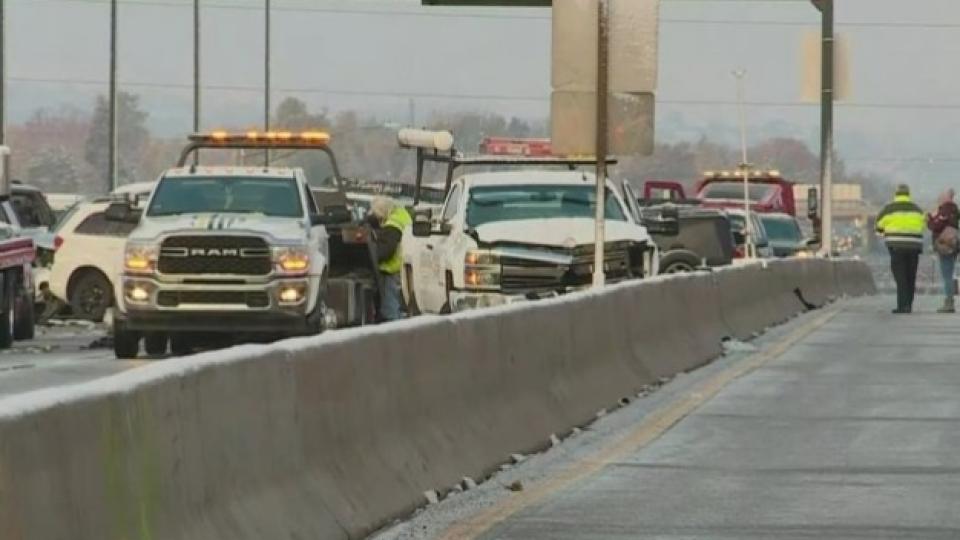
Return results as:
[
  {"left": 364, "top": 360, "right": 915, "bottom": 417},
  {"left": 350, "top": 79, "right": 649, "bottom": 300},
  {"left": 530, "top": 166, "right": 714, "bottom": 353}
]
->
[
  {"left": 277, "top": 282, "right": 307, "bottom": 305},
  {"left": 464, "top": 250, "right": 500, "bottom": 290},
  {"left": 273, "top": 247, "right": 311, "bottom": 274},
  {"left": 124, "top": 244, "right": 158, "bottom": 274},
  {"left": 124, "top": 281, "right": 155, "bottom": 304}
]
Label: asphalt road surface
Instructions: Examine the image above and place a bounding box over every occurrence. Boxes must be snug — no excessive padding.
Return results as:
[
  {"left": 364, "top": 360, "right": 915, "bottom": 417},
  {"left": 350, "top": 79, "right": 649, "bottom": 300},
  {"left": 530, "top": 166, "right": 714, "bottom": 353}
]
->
[
  {"left": 376, "top": 295, "right": 960, "bottom": 540},
  {"left": 0, "top": 322, "right": 142, "bottom": 398}
]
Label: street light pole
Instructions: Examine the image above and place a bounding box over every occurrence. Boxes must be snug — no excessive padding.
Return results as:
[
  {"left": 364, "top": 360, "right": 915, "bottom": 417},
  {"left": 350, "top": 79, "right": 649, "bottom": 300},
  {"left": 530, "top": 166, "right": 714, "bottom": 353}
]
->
[
  {"left": 817, "top": 0, "right": 834, "bottom": 256},
  {"left": 108, "top": 0, "right": 118, "bottom": 192},
  {"left": 593, "top": 0, "right": 609, "bottom": 288},
  {"left": 733, "top": 69, "right": 754, "bottom": 259},
  {"left": 193, "top": 0, "right": 200, "bottom": 164},
  {"left": 264, "top": 0, "right": 271, "bottom": 167}
]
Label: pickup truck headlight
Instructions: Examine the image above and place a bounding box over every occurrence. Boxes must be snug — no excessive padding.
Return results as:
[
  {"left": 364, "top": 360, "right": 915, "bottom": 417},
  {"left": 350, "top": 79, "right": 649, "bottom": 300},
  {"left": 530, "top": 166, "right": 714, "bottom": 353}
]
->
[
  {"left": 124, "top": 243, "right": 158, "bottom": 274},
  {"left": 464, "top": 250, "right": 500, "bottom": 290},
  {"left": 273, "top": 247, "right": 311, "bottom": 274}
]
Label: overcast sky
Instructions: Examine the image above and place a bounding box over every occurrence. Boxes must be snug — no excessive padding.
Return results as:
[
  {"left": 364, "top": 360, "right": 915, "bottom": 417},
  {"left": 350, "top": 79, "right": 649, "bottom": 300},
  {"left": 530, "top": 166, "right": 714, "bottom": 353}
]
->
[{"left": 8, "top": 0, "right": 960, "bottom": 196}]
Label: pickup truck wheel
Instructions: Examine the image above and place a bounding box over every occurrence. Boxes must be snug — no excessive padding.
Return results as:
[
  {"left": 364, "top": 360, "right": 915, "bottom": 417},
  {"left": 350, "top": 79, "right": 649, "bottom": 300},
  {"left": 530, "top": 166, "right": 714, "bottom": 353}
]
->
[
  {"left": 13, "top": 277, "right": 35, "bottom": 341},
  {"left": 144, "top": 333, "right": 168, "bottom": 357},
  {"left": 70, "top": 271, "right": 113, "bottom": 322},
  {"left": 170, "top": 334, "right": 195, "bottom": 357},
  {"left": 113, "top": 324, "right": 140, "bottom": 359},
  {"left": 0, "top": 274, "right": 13, "bottom": 349},
  {"left": 659, "top": 250, "right": 701, "bottom": 274}
]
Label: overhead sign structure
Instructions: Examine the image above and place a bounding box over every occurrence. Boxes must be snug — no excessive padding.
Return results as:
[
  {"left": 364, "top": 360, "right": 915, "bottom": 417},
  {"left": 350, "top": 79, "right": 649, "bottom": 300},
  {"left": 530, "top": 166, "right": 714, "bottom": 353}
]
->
[
  {"left": 550, "top": 91, "right": 654, "bottom": 156},
  {"left": 801, "top": 31, "right": 850, "bottom": 103},
  {"left": 551, "top": 0, "right": 659, "bottom": 156},
  {"left": 422, "top": 1, "right": 551, "bottom": 5}
]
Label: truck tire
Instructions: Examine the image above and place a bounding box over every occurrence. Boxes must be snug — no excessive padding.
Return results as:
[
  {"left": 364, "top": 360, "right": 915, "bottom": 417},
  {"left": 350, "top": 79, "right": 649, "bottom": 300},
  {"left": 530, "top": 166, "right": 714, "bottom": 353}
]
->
[
  {"left": 13, "top": 276, "right": 35, "bottom": 341},
  {"left": 659, "top": 250, "right": 701, "bottom": 274},
  {"left": 113, "top": 322, "right": 140, "bottom": 359},
  {"left": 70, "top": 270, "right": 113, "bottom": 322},
  {"left": 170, "top": 334, "right": 194, "bottom": 357},
  {"left": 0, "top": 273, "right": 13, "bottom": 349},
  {"left": 144, "top": 333, "right": 168, "bottom": 357}
]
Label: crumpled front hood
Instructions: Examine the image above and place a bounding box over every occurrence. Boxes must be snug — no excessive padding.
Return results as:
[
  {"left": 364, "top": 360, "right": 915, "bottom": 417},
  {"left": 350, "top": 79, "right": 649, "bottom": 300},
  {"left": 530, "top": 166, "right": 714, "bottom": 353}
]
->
[
  {"left": 473, "top": 218, "right": 649, "bottom": 247},
  {"left": 130, "top": 213, "right": 307, "bottom": 243}
]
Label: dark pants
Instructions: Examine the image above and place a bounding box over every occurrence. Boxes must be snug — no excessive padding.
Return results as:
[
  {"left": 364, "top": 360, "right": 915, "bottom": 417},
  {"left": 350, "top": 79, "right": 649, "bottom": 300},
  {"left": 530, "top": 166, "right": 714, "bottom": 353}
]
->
[{"left": 889, "top": 247, "right": 920, "bottom": 311}]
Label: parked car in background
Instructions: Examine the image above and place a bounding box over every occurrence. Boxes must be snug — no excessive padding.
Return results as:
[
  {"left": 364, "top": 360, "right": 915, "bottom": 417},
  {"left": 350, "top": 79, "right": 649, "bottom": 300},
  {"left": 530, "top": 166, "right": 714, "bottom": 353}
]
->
[
  {"left": 757, "top": 213, "right": 813, "bottom": 258},
  {"left": 47, "top": 199, "right": 141, "bottom": 321},
  {"left": 726, "top": 208, "right": 774, "bottom": 261}
]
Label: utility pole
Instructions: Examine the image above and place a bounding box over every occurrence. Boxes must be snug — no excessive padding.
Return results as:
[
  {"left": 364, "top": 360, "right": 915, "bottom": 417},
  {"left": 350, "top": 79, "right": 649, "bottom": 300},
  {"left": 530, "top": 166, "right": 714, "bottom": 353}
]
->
[
  {"left": 813, "top": 0, "right": 834, "bottom": 256},
  {"left": 733, "top": 69, "right": 754, "bottom": 259},
  {"left": 108, "top": 0, "right": 118, "bottom": 192},
  {"left": 0, "top": 0, "right": 6, "bottom": 146},
  {"left": 592, "top": 0, "right": 609, "bottom": 287},
  {"left": 264, "top": 0, "right": 271, "bottom": 167},
  {"left": 193, "top": 0, "right": 200, "bottom": 164}
]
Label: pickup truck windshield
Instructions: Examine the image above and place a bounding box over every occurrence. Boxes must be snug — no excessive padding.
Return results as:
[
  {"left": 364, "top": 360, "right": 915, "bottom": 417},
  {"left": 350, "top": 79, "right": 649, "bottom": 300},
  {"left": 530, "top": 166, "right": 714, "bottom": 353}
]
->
[
  {"left": 466, "top": 185, "right": 627, "bottom": 228},
  {"left": 701, "top": 182, "right": 774, "bottom": 202},
  {"left": 148, "top": 177, "right": 303, "bottom": 218}
]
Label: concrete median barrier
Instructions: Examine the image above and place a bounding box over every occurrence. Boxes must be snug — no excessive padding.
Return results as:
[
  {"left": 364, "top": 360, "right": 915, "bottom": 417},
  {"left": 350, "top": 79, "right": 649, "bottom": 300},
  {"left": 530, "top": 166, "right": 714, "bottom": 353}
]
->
[{"left": 0, "top": 259, "right": 876, "bottom": 540}]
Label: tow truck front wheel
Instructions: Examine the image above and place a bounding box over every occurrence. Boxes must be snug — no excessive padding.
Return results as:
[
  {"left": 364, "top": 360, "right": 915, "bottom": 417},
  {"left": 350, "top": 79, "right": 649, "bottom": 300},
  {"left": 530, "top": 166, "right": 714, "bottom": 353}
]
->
[
  {"left": 144, "top": 333, "right": 169, "bottom": 357},
  {"left": 113, "top": 322, "right": 140, "bottom": 359}
]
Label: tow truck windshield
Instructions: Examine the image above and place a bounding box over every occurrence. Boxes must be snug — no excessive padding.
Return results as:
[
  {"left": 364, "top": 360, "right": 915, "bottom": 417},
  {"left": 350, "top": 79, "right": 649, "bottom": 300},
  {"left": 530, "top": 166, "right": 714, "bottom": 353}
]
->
[
  {"left": 147, "top": 177, "right": 303, "bottom": 218},
  {"left": 466, "top": 185, "right": 626, "bottom": 228}
]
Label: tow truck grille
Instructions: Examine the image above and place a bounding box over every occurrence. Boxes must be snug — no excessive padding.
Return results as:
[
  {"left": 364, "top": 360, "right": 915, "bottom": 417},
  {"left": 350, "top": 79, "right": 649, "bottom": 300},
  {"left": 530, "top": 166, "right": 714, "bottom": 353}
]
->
[
  {"left": 157, "top": 290, "right": 270, "bottom": 308},
  {"left": 158, "top": 236, "right": 272, "bottom": 275}
]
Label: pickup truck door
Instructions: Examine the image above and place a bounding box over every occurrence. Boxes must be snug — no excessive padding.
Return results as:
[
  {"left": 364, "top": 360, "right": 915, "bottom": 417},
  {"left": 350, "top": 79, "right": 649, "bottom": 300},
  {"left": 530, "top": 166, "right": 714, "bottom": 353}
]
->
[{"left": 420, "top": 183, "right": 463, "bottom": 313}]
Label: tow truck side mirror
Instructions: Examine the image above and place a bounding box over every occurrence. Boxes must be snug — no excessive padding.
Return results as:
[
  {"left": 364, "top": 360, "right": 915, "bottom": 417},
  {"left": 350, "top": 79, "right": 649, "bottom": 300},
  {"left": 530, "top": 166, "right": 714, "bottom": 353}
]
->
[
  {"left": 807, "top": 187, "right": 819, "bottom": 221},
  {"left": 411, "top": 208, "right": 434, "bottom": 238},
  {"left": 104, "top": 201, "right": 142, "bottom": 224},
  {"left": 412, "top": 221, "right": 432, "bottom": 237}
]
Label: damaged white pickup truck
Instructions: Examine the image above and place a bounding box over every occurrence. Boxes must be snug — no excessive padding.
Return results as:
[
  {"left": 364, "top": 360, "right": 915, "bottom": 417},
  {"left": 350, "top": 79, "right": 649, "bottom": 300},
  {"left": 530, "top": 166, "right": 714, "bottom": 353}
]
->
[{"left": 402, "top": 170, "right": 663, "bottom": 314}]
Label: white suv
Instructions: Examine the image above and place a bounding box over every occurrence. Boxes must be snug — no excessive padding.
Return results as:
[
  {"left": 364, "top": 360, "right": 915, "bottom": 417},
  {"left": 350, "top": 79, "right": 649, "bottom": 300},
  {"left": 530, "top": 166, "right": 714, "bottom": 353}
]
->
[{"left": 48, "top": 200, "right": 139, "bottom": 321}]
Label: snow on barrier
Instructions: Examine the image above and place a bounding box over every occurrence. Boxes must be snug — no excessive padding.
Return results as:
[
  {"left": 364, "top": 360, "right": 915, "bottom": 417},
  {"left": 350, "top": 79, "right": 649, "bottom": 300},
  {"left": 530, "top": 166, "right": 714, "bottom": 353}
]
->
[{"left": 0, "top": 259, "right": 875, "bottom": 540}]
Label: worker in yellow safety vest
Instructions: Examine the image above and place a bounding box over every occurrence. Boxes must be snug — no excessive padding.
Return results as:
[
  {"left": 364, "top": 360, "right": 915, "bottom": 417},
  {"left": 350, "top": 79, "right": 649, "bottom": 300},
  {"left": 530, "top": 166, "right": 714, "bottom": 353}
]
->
[
  {"left": 876, "top": 184, "right": 926, "bottom": 314},
  {"left": 368, "top": 196, "right": 412, "bottom": 321}
]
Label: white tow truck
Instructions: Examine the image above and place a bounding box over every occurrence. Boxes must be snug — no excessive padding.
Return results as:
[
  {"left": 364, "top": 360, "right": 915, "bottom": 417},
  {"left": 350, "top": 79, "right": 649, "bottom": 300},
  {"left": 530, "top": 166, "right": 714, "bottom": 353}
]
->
[
  {"left": 109, "top": 132, "right": 379, "bottom": 358},
  {"left": 397, "top": 130, "right": 676, "bottom": 314}
]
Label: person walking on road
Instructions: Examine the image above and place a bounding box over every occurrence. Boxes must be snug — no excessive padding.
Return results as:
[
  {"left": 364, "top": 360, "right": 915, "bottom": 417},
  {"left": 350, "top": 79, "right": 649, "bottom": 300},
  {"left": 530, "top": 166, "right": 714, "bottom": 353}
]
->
[
  {"left": 876, "top": 184, "right": 926, "bottom": 314},
  {"left": 927, "top": 188, "right": 960, "bottom": 313},
  {"left": 368, "top": 196, "right": 412, "bottom": 322}
]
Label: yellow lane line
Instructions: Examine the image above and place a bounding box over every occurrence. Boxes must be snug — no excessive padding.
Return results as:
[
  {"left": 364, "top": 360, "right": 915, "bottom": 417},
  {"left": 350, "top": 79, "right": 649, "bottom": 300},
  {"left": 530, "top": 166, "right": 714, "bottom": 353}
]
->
[{"left": 440, "top": 306, "right": 841, "bottom": 540}]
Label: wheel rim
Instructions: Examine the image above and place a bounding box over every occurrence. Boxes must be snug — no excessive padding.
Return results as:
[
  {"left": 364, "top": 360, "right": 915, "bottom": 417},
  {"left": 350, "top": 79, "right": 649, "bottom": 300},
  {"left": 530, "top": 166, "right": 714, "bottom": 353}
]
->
[
  {"left": 665, "top": 262, "right": 695, "bottom": 274},
  {"left": 78, "top": 283, "right": 108, "bottom": 317}
]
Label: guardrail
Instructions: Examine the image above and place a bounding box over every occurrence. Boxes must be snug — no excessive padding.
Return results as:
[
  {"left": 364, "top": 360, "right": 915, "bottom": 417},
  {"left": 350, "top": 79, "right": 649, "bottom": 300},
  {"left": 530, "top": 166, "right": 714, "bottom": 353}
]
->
[{"left": 0, "top": 258, "right": 875, "bottom": 540}]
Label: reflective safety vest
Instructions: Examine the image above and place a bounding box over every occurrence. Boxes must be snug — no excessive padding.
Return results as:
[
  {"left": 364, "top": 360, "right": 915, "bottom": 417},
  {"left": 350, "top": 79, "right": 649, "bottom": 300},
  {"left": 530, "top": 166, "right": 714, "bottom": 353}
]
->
[
  {"left": 876, "top": 194, "right": 925, "bottom": 251},
  {"left": 379, "top": 206, "right": 412, "bottom": 275}
]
